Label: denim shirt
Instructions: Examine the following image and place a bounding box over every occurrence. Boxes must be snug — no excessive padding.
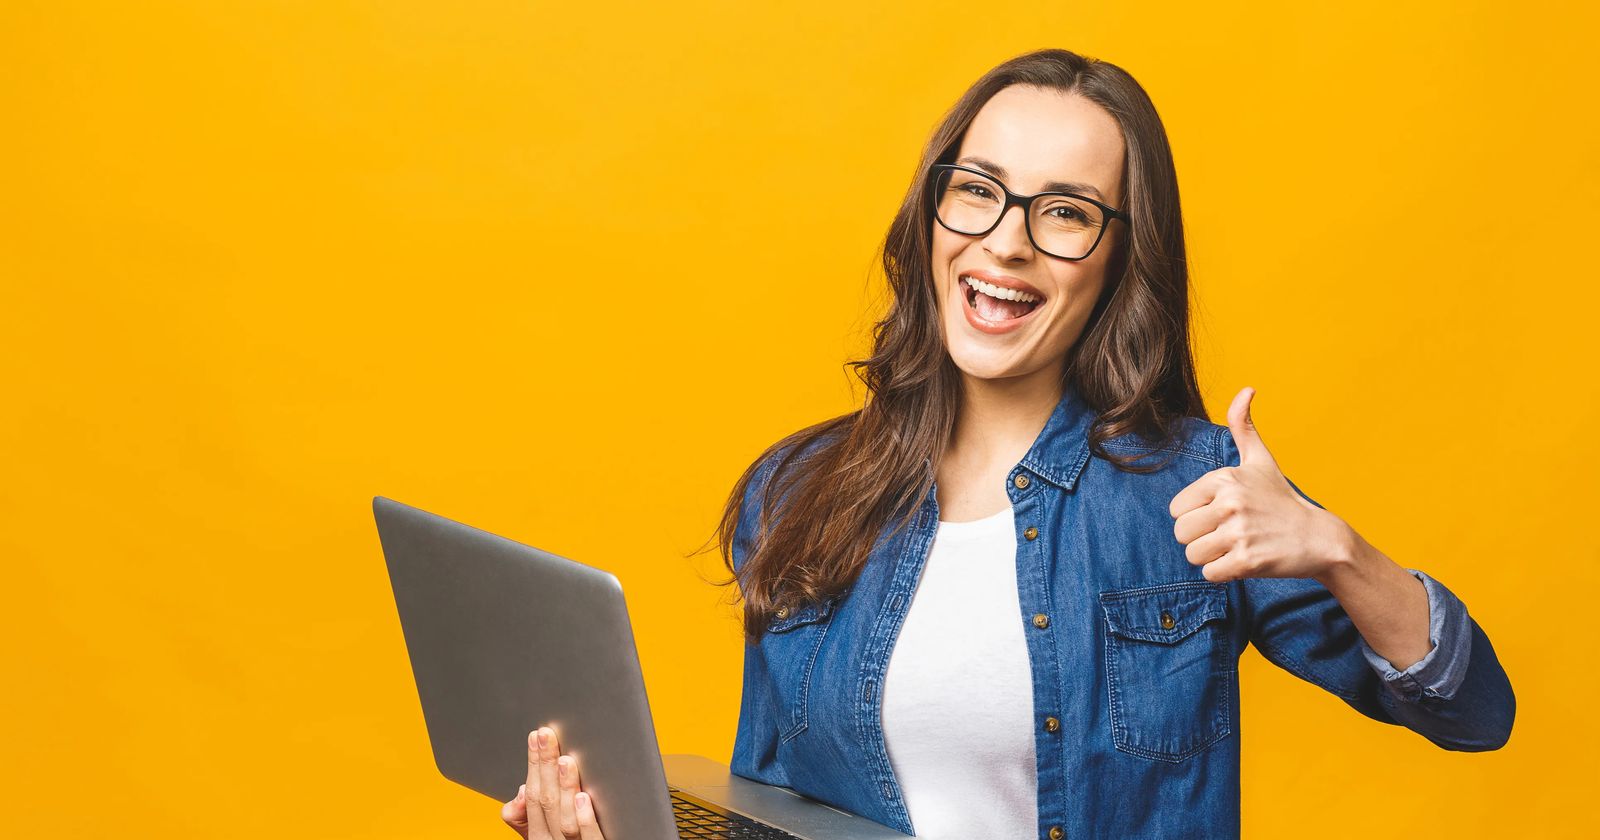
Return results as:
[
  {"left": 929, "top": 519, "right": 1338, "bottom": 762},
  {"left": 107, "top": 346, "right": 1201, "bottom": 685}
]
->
[{"left": 728, "top": 387, "right": 1515, "bottom": 839}]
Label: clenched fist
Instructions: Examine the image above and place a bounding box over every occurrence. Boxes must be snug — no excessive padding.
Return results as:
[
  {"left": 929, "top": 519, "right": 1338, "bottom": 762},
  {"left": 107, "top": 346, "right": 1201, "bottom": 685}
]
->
[{"left": 1169, "top": 386, "right": 1355, "bottom": 583}]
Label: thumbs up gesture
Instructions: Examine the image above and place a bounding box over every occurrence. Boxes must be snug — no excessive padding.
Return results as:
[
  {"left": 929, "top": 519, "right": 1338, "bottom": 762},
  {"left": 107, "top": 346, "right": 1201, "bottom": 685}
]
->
[{"left": 1168, "top": 387, "right": 1354, "bottom": 583}]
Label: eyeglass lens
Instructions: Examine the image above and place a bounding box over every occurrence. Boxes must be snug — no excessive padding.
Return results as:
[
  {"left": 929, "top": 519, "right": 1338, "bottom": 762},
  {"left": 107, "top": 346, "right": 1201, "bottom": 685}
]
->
[{"left": 934, "top": 168, "right": 1106, "bottom": 260}]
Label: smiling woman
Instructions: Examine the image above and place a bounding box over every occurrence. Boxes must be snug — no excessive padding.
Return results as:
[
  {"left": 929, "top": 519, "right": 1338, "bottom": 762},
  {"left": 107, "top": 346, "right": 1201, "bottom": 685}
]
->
[
  {"left": 726, "top": 52, "right": 1193, "bottom": 632},
  {"left": 501, "top": 47, "right": 1515, "bottom": 840}
]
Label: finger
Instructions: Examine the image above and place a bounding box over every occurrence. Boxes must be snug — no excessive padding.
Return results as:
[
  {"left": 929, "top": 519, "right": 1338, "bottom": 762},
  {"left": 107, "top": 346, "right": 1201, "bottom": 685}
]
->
[
  {"left": 575, "top": 791, "right": 606, "bottom": 840},
  {"left": 537, "top": 727, "right": 563, "bottom": 837},
  {"left": 525, "top": 730, "right": 551, "bottom": 839},
  {"left": 1183, "top": 524, "right": 1232, "bottom": 568},
  {"left": 1227, "top": 386, "right": 1280, "bottom": 473},
  {"left": 1171, "top": 496, "right": 1230, "bottom": 545},
  {"left": 557, "top": 755, "right": 580, "bottom": 837},
  {"left": 1169, "top": 469, "right": 1228, "bottom": 519},
  {"left": 1201, "top": 552, "right": 1246, "bottom": 583},
  {"left": 502, "top": 784, "right": 531, "bottom": 838}
]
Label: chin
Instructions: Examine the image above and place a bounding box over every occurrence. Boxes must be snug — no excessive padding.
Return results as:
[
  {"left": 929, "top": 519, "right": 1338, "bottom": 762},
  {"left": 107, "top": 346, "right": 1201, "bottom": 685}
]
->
[{"left": 947, "top": 346, "right": 1028, "bottom": 381}]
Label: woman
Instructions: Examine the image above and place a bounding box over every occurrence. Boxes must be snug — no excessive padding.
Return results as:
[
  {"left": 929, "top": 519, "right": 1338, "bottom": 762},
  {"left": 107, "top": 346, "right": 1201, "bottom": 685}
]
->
[{"left": 501, "top": 48, "right": 1515, "bottom": 840}]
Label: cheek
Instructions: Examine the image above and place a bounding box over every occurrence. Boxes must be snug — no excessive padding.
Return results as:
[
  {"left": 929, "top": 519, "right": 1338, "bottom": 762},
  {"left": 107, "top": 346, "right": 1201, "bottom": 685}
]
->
[
  {"left": 1038, "top": 270, "right": 1108, "bottom": 339},
  {"left": 930, "top": 225, "right": 965, "bottom": 270},
  {"left": 928, "top": 230, "right": 961, "bottom": 302},
  {"left": 1060, "top": 255, "right": 1112, "bottom": 305}
]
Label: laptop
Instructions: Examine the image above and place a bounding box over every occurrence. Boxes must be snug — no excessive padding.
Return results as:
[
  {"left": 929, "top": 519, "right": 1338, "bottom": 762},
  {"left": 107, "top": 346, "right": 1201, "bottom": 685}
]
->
[{"left": 372, "top": 496, "right": 907, "bottom": 840}]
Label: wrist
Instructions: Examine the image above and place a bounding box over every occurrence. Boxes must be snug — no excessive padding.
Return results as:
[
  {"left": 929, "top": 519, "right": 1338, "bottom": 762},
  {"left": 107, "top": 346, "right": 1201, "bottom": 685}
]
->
[{"left": 1312, "top": 516, "right": 1368, "bottom": 588}]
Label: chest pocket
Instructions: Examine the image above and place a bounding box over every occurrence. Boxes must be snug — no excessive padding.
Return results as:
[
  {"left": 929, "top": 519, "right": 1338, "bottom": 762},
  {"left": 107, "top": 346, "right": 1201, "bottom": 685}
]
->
[
  {"left": 762, "top": 596, "right": 839, "bottom": 742},
  {"left": 1099, "top": 581, "right": 1233, "bottom": 762}
]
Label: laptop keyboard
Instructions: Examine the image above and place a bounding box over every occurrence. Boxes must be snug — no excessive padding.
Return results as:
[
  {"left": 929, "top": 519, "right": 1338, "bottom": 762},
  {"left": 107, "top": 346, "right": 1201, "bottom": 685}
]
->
[{"left": 670, "top": 787, "right": 804, "bottom": 839}]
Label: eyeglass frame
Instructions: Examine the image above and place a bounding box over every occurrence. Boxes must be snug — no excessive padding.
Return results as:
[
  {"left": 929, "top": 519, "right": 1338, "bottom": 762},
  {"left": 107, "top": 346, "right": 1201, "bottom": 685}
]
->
[{"left": 927, "top": 163, "right": 1130, "bottom": 261}]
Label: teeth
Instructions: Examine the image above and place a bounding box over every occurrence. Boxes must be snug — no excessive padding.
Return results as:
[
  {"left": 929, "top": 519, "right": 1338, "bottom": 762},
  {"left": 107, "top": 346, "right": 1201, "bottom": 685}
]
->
[{"left": 961, "top": 275, "right": 1040, "bottom": 304}]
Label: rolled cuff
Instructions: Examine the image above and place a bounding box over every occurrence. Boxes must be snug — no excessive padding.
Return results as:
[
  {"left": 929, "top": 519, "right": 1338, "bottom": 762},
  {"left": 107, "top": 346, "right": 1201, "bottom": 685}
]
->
[{"left": 1357, "top": 568, "right": 1473, "bottom": 703}]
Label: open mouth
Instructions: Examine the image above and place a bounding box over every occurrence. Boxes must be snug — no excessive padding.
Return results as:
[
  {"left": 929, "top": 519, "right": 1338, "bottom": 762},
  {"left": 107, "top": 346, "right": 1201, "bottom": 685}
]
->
[{"left": 960, "top": 274, "right": 1044, "bottom": 323}]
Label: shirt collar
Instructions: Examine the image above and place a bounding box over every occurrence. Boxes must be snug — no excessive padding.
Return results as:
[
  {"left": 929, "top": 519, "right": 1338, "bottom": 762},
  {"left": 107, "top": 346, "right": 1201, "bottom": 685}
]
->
[
  {"left": 1017, "top": 385, "right": 1097, "bottom": 491},
  {"left": 917, "top": 385, "right": 1098, "bottom": 493}
]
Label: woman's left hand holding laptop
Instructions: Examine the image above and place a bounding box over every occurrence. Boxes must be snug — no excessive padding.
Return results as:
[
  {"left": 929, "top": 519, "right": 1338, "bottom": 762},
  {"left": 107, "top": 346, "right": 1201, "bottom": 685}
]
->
[{"left": 500, "top": 725, "right": 607, "bottom": 839}]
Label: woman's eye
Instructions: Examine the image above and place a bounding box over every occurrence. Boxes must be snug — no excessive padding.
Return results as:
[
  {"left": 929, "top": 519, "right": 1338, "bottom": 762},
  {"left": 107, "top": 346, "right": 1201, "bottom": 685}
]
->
[
  {"left": 959, "top": 184, "right": 996, "bottom": 199},
  {"left": 1048, "top": 206, "right": 1082, "bottom": 221}
]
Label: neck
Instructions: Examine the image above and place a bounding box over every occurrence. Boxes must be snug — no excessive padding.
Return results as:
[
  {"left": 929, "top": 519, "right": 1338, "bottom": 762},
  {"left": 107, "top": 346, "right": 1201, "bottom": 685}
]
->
[{"left": 945, "top": 359, "right": 1066, "bottom": 470}]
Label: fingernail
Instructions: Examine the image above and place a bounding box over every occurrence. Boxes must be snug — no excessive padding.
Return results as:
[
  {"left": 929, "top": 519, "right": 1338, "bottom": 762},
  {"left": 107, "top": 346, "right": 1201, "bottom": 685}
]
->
[
  {"left": 538, "top": 728, "right": 550, "bottom": 748},
  {"left": 558, "top": 755, "right": 570, "bottom": 776},
  {"left": 576, "top": 792, "right": 589, "bottom": 809},
  {"left": 518, "top": 783, "right": 526, "bottom": 797}
]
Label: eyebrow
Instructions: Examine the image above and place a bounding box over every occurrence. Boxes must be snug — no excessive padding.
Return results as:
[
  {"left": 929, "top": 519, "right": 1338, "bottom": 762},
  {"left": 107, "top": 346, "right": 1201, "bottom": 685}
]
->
[{"left": 956, "top": 156, "right": 1107, "bottom": 202}]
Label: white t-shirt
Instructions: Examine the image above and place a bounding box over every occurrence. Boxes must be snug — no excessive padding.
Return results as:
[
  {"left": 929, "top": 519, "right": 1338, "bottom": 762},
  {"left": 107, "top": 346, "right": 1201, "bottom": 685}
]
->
[{"left": 881, "top": 504, "right": 1038, "bottom": 839}]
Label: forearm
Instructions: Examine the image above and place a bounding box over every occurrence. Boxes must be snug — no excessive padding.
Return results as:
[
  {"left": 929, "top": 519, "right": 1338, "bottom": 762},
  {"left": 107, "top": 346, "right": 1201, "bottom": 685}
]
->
[
  {"left": 1313, "top": 522, "right": 1432, "bottom": 671},
  {"left": 1254, "top": 512, "right": 1514, "bottom": 750}
]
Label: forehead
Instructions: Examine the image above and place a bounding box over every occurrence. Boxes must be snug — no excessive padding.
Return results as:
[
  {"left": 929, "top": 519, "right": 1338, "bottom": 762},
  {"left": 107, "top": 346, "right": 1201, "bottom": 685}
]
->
[{"left": 957, "top": 85, "right": 1125, "bottom": 205}]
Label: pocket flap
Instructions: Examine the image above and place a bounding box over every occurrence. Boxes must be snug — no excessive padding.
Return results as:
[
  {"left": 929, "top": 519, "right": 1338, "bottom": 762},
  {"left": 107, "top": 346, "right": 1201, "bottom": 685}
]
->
[
  {"left": 1099, "top": 582, "right": 1228, "bottom": 643},
  {"left": 766, "top": 595, "right": 838, "bottom": 633}
]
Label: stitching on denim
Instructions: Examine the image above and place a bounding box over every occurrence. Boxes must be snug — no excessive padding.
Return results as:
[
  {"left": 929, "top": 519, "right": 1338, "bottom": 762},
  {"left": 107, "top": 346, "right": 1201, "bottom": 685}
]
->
[
  {"left": 1019, "top": 435, "right": 1095, "bottom": 490},
  {"left": 855, "top": 502, "right": 933, "bottom": 832},
  {"left": 1105, "top": 621, "right": 1234, "bottom": 762},
  {"left": 1113, "top": 627, "right": 1235, "bottom": 758},
  {"left": 1032, "top": 495, "right": 1068, "bottom": 776},
  {"left": 1100, "top": 580, "right": 1227, "bottom": 599},
  {"left": 1104, "top": 610, "right": 1124, "bottom": 749},
  {"left": 1020, "top": 452, "right": 1072, "bottom": 489},
  {"left": 779, "top": 613, "right": 832, "bottom": 743},
  {"left": 1100, "top": 584, "right": 1228, "bottom": 643},
  {"left": 1112, "top": 690, "right": 1234, "bottom": 763},
  {"left": 767, "top": 597, "right": 833, "bottom": 634},
  {"left": 1100, "top": 439, "right": 1223, "bottom": 468},
  {"left": 1212, "top": 425, "right": 1231, "bottom": 467}
]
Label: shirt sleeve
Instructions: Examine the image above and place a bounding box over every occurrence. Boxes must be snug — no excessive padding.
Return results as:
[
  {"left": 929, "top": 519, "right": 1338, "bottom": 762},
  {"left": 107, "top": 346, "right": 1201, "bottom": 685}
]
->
[
  {"left": 1217, "top": 426, "right": 1516, "bottom": 751},
  {"left": 728, "top": 450, "right": 792, "bottom": 787},
  {"left": 1356, "top": 567, "right": 1473, "bottom": 703}
]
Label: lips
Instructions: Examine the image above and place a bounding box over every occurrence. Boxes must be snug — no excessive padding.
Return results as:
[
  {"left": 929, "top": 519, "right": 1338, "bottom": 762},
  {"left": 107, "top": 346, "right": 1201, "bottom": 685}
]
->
[
  {"left": 957, "top": 273, "right": 1045, "bottom": 335},
  {"left": 960, "top": 269, "right": 1047, "bottom": 302}
]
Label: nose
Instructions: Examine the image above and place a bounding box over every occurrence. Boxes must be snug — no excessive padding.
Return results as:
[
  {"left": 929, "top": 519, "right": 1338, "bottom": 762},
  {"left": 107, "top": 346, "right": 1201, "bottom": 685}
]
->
[{"left": 982, "top": 203, "right": 1034, "bottom": 263}]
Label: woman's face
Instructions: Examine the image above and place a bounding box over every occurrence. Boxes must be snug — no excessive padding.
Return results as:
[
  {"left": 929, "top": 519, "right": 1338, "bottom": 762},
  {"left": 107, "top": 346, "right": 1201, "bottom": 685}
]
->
[{"left": 931, "top": 85, "right": 1127, "bottom": 384}]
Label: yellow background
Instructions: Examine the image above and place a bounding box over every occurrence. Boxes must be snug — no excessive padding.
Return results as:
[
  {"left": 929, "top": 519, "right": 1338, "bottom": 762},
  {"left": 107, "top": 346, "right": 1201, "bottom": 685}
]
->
[{"left": 3, "top": 1, "right": 1595, "bottom": 836}]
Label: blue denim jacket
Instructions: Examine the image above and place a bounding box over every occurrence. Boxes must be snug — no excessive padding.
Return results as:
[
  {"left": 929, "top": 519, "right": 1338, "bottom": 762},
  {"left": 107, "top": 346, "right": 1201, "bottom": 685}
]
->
[{"left": 728, "top": 387, "right": 1515, "bottom": 839}]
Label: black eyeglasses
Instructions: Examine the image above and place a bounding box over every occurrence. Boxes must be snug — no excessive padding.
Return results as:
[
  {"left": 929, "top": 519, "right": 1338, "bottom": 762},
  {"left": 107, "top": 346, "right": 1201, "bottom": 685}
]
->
[{"left": 929, "top": 163, "right": 1129, "bottom": 261}]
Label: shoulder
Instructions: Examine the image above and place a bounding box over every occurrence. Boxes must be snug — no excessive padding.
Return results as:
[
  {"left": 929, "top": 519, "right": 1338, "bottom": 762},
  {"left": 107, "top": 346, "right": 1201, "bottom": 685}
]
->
[
  {"left": 731, "top": 419, "right": 851, "bottom": 561},
  {"left": 741, "top": 419, "right": 850, "bottom": 500},
  {"left": 1096, "top": 415, "right": 1238, "bottom": 470}
]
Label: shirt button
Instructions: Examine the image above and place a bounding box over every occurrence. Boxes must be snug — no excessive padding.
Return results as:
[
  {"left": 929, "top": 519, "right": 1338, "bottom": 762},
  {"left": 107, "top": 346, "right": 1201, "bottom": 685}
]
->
[
  {"left": 1159, "top": 610, "right": 1175, "bottom": 630},
  {"left": 1024, "top": 526, "right": 1039, "bottom": 541},
  {"left": 1031, "top": 613, "right": 1050, "bottom": 629},
  {"left": 1013, "top": 473, "right": 1030, "bottom": 489},
  {"left": 1048, "top": 826, "right": 1065, "bottom": 840},
  {"left": 776, "top": 606, "right": 790, "bottom": 619},
  {"left": 1044, "top": 716, "right": 1061, "bottom": 733}
]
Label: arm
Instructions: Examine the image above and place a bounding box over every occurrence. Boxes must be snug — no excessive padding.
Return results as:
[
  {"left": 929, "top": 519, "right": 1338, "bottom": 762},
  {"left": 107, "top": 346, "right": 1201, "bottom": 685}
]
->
[
  {"left": 1315, "top": 530, "right": 1433, "bottom": 671},
  {"left": 1172, "top": 388, "right": 1515, "bottom": 750},
  {"left": 1217, "top": 428, "right": 1516, "bottom": 751},
  {"left": 1241, "top": 561, "right": 1514, "bottom": 751},
  {"left": 727, "top": 451, "right": 792, "bottom": 786}
]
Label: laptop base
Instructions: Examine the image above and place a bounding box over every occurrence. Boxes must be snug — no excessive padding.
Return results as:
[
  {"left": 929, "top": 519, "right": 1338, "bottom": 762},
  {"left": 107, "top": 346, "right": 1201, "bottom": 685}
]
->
[{"left": 664, "top": 755, "right": 909, "bottom": 840}]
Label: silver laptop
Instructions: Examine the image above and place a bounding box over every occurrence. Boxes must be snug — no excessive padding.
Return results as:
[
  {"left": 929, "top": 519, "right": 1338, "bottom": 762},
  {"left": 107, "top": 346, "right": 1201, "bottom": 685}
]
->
[{"left": 372, "top": 496, "right": 906, "bottom": 840}]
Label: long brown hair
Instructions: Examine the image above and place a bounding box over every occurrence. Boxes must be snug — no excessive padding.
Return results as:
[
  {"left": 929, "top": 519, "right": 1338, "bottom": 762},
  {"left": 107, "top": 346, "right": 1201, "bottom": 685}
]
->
[{"left": 713, "top": 48, "right": 1207, "bottom": 640}]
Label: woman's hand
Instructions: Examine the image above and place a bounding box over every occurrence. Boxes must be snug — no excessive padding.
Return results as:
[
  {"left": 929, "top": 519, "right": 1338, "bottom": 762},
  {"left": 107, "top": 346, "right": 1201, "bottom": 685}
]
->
[
  {"left": 1169, "top": 386, "right": 1355, "bottom": 583},
  {"left": 500, "top": 725, "right": 606, "bottom": 839}
]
